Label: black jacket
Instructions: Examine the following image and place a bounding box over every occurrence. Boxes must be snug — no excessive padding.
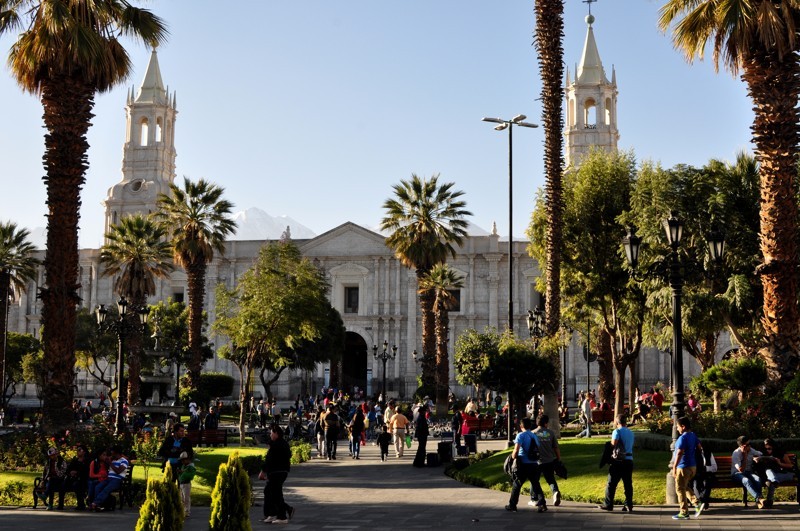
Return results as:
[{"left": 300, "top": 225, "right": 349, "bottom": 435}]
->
[
  {"left": 158, "top": 435, "right": 194, "bottom": 463},
  {"left": 263, "top": 437, "right": 291, "bottom": 474}
]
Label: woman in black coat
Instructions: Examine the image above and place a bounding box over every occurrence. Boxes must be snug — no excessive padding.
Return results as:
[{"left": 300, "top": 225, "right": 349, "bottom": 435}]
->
[{"left": 413, "top": 405, "right": 430, "bottom": 468}]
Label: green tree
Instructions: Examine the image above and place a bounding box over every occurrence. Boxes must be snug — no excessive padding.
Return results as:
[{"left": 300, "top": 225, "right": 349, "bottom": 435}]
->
[
  {"left": 209, "top": 453, "right": 251, "bottom": 531},
  {"left": 21, "top": 349, "right": 44, "bottom": 406},
  {"left": 659, "top": 0, "right": 800, "bottom": 386},
  {"left": 213, "top": 241, "right": 334, "bottom": 444},
  {"left": 691, "top": 356, "right": 768, "bottom": 402},
  {"left": 135, "top": 466, "right": 183, "bottom": 531},
  {"left": 155, "top": 177, "right": 236, "bottom": 391},
  {"left": 0, "top": 221, "right": 39, "bottom": 409},
  {"left": 74, "top": 307, "right": 119, "bottom": 392},
  {"left": 530, "top": 148, "right": 642, "bottom": 418},
  {"left": 454, "top": 327, "right": 500, "bottom": 400},
  {"left": 3, "top": 332, "right": 40, "bottom": 406},
  {"left": 0, "top": 0, "right": 167, "bottom": 433},
  {"left": 380, "top": 174, "right": 471, "bottom": 394},
  {"left": 100, "top": 214, "right": 173, "bottom": 405},
  {"left": 419, "top": 263, "right": 463, "bottom": 416}
]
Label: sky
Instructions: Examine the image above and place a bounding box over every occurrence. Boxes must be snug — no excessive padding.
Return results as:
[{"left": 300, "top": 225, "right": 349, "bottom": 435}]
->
[{"left": 0, "top": 0, "right": 753, "bottom": 249}]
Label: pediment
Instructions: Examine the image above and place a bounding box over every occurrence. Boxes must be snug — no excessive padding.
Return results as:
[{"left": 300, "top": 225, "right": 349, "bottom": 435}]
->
[{"left": 300, "top": 222, "right": 391, "bottom": 258}]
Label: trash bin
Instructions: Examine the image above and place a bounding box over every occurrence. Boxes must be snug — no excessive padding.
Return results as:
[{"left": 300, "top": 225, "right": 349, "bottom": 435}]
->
[{"left": 464, "top": 434, "right": 477, "bottom": 454}]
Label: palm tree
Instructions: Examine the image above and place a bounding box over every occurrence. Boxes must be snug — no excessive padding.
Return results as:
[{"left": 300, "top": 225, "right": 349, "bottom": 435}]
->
[
  {"left": 0, "top": 221, "right": 39, "bottom": 409},
  {"left": 534, "top": 0, "right": 566, "bottom": 434},
  {"left": 155, "top": 177, "right": 236, "bottom": 390},
  {"left": 99, "top": 214, "right": 173, "bottom": 405},
  {"left": 380, "top": 174, "right": 471, "bottom": 396},
  {"left": 659, "top": 0, "right": 800, "bottom": 385},
  {"left": 419, "top": 264, "right": 464, "bottom": 417},
  {"left": 0, "top": 1, "right": 167, "bottom": 431}
]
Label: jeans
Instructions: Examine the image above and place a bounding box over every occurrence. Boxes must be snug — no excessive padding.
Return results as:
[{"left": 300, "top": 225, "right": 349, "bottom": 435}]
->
[
  {"left": 765, "top": 469, "right": 796, "bottom": 502},
  {"left": 732, "top": 471, "right": 762, "bottom": 501},
  {"left": 508, "top": 461, "right": 545, "bottom": 508},
  {"left": 692, "top": 473, "right": 715, "bottom": 504},
  {"left": 604, "top": 460, "right": 633, "bottom": 508},
  {"left": 531, "top": 461, "right": 559, "bottom": 501},
  {"left": 264, "top": 471, "right": 291, "bottom": 520},
  {"left": 93, "top": 477, "right": 122, "bottom": 506},
  {"left": 44, "top": 477, "right": 65, "bottom": 509},
  {"left": 578, "top": 421, "right": 592, "bottom": 438},
  {"left": 325, "top": 431, "right": 337, "bottom": 459},
  {"left": 351, "top": 432, "right": 361, "bottom": 457}
]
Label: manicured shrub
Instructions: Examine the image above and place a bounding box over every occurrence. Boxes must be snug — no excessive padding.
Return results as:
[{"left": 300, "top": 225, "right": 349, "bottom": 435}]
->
[
  {"left": 135, "top": 466, "right": 183, "bottom": 531},
  {"left": 209, "top": 452, "right": 252, "bottom": 531}
]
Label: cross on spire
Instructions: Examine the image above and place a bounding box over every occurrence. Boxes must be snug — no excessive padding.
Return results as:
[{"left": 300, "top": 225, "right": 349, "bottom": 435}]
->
[{"left": 583, "top": 0, "right": 597, "bottom": 16}]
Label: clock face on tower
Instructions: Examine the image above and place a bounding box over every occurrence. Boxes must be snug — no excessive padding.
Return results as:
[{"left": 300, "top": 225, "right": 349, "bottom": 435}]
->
[{"left": 128, "top": 179, "right": 145, "bottom": 193}]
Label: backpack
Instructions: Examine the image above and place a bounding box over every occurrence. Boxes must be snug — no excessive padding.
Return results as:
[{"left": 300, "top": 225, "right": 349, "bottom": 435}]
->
[{"left": 526, "top": 432, "right": 541, "bottom": 462}]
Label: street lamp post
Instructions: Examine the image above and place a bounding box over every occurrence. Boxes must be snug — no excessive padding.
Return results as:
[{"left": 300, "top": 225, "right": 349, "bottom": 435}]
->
[
  {"left": 96, "top": 297, "right": 149, "bottom": 436},
  {"left": 520, "top": 307, "right": 545, "bottom": 445},
  {"left": 372, "top": 340, "right": 397, "bottom": 405},
  {"left": 622, "top": 211, "right": 724, "bottom": 445},
  {"left": 482, "top": 115, "right": 538, "bottom": 333}
]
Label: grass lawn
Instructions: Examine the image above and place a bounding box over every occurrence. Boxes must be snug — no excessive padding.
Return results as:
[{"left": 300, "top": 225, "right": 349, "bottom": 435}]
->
[
  {"left": 453, "top": 437, "right": 800, "bottom": 506},
  {"left": 0, "top": 446, "right": 266, "bottom": 508}
]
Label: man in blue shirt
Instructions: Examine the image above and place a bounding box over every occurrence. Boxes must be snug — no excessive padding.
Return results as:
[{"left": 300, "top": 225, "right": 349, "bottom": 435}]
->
[
  {"left": 505, "top": 417, "right": 547, "bottom": 513},
  {"left": 598, "top": 414, "right": 634, "bottom": 512},
  {"left": 672, "top": 416, "right": 702, "bottom": 519}
]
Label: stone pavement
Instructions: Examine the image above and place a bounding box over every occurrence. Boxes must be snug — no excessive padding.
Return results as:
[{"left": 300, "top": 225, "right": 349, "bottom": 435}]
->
[{"left": 1, "top": 438, "right": 799, "bottom": 530}]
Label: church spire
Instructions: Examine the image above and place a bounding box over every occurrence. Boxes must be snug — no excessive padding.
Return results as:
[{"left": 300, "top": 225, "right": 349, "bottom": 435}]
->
[
  {"left": 136, "top": 49, "right": 167, "bottom": 104},
  {"left": 576, "top": 14, "right": 608, "bottom": 85},
  {"left": 563, "top": 10, "right": 619, "bottom": 168}
]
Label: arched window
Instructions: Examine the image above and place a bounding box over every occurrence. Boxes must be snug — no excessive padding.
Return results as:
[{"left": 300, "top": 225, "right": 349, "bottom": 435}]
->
[
  {"left": 569, "top": 99, "right": 576, "bottom": 127},
  {"left": 140, "top": 118, "right": 149, "bottom": 146},
  {"left": 155, "top": 117, "right": 163, "bottom": 143},
  {"left": 605, "top": 97, "right": 613, "bottom": 125},
  {"left": 584, "top": 99, "right": 597, "bottom": 128}
]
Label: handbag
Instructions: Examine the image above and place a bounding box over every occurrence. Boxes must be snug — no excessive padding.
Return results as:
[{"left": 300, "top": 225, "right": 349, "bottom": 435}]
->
[{"left": 405, "top": 434, "right": 412, "bottom": 448}]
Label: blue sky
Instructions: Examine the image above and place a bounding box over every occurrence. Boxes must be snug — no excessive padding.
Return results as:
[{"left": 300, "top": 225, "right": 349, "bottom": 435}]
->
[{"left": 0, "top": 1, "right": 752, "bottom": 248}]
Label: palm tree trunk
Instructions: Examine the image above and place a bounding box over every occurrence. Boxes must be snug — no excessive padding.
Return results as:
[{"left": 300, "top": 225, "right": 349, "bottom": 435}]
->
[
  {"left": 0, "top": 271, "right": 9, "bottom": 410},
  {"left": 744, "top": 48, "right": 800, "bottom": 386},
  {"left": 535, "top": 0, "right": 565, "bottom": 438},
  {"left": 418, "top": 283, "right": 437, "bottom": 394},
  {"left": 39, "top": 75, "right": 94, "bottom": 433},
  {"left": 435, "top": 309, "right": 450, "bottom": 417},
  {"left": 186, "top": 260, "right": 207, "bottom": 390}
]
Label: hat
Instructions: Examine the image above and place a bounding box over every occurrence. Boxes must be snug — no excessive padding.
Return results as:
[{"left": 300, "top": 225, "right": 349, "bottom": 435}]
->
[
  {"left": 179, "top": 451, "right": 190, "bottom": 460},
  {"left": 169, "top": 412, "right": 177, "bottom": 417},
  {"left": 47, "top": 447, "right": 58, "bottom": 456}
]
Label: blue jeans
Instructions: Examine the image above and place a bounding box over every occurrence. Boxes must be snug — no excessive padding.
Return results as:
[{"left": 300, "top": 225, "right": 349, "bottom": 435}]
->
[
  {"left": 732, "top": 472, "right": 762, "bottom": 501},
  {"left": 92, "top": 477, "right": 122, "bottom": 506},
  {"left": 765, "top": 469, "right": 796, "bottom": 501},
  {"left": 351, "top": 433, "right": 361, "bottom": 457},
  {"left": 578, "top": 422, "right": 592, "bottom": 438}
]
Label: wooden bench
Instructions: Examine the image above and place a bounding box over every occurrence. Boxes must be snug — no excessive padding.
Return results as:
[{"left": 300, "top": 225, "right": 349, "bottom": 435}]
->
[
  {"left": 33, "top": 463, "right": 135, "bottom": 510},
  {"left": 463, "top": 415, "right": 495, "bottom": 439},
  {"left": 712, "top": 455, "right": 798, "bottom": 506},
  {"left": 201, "top": 428, "right": 228, "bottom": 447}
]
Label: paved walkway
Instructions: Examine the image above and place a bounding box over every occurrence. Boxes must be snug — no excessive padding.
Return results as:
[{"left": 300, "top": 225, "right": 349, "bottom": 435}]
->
[{"left": 1, "top": 438, "right": 799, "bottom": 529}]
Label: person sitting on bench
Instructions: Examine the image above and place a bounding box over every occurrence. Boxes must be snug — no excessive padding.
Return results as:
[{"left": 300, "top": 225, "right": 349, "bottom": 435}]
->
[
  {"left": 755, "top": 437, "right": 797, "bottom": 507},
  {"left": 731, "top": 435, "right": 765, "bottom": 509},
  {"left": 90, "top": 446, "right": 129, "bottom": 511}
]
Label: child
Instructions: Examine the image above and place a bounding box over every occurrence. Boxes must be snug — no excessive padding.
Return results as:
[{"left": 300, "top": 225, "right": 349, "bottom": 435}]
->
[
  {"left": 177, "top": 451, "right": 196, "bottom": 517},
  {"left": 376, "top": 424, "right": 392, "bottom": 462}
]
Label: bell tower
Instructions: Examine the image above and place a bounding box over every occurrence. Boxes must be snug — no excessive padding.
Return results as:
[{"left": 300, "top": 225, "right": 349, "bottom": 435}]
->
[
  {"left": 564, "top": 13, "right": 619, "bottom": 168},
  {"left": 103, "top": 49, "right": 177, "bottom": 233}
]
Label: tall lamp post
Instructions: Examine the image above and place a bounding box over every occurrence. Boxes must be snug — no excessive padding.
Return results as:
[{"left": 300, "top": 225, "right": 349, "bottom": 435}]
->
[
  {"left": 622, "top": 211, "right": 724, "bottom": 445},
  {"left": 372, "top": 339, "right": 397, "bottom": 405},
  {"left": 482, "top": 115, "right": 538, "bottom": 332},
  {"left": 96, "top": 297, "right": 148, "bottom": 435},
  {"left": 521, "top": 307, "right": 545, "bottom": 445}
]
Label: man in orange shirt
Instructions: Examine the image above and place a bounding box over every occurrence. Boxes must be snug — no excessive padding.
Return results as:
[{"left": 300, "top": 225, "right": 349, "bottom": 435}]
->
[{"left": 390, "top": 408, "right": 411, "bottom": 458}]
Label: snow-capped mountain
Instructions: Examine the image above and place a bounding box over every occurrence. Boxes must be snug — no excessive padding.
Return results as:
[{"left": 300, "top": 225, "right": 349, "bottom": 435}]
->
[{"left": 231, "top": 207, "right": 316, "bottom": 240}]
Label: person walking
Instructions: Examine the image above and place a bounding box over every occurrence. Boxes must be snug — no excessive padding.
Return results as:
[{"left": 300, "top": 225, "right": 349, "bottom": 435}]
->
[
  {"left": 451, "top": 407, "right": 463, "bottom": 448},
  {"left": 671, "top": 416, "right": 702, "bottom": 520},
  {"left": 531, "top": 414, "right": 561, "bottom": 507},
  {"left": 390, "top": 407, "right": 411, "bottom": 458},
  {"left": 259, "top": 426, "right": 295, "bottom": 525},
  {"left": 323, "top": 405, "right": 340, "bottom": 460},
  {"left": 597, "top": 414, "right": 634, "bottom": 512},
  {"left": 505, "top": 417, "right": 547, "bottom": 513},
  {"left": 349, "top": 408, "right": 365, "bottom": 459},
  {"left": 577, "top": 393, "right": 592, "bottom": 438},
  {"left": 412, "top": 404, "right": 430, "bottom": 468},
  {"left": 376, "top": 425, "right": 392, "bottom": 461}
]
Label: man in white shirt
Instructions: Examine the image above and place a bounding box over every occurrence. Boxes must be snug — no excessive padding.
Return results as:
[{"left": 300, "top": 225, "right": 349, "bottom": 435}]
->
[
  {"left": 577, "top": 393, "right": 592, "bottom": 438},
  {"left": 731, "top": 435, "right": 764, "bottom": 508}
]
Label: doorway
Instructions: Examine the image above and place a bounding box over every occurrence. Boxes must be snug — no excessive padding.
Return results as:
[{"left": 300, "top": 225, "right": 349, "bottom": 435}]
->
[{"left": 342, "top": 332, "right": 368, "bottom": 395}]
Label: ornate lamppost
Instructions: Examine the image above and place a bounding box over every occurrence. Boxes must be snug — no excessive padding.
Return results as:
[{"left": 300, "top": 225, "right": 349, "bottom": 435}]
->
[
  {"left": 622, "top": 211, "right": 724, "bottom": 445},
  {"left": 372, "top": 339, "right": 397, "bottom": 404},
  {"left": 96, "top": 297, "right": 148, "bottom": 435}
]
